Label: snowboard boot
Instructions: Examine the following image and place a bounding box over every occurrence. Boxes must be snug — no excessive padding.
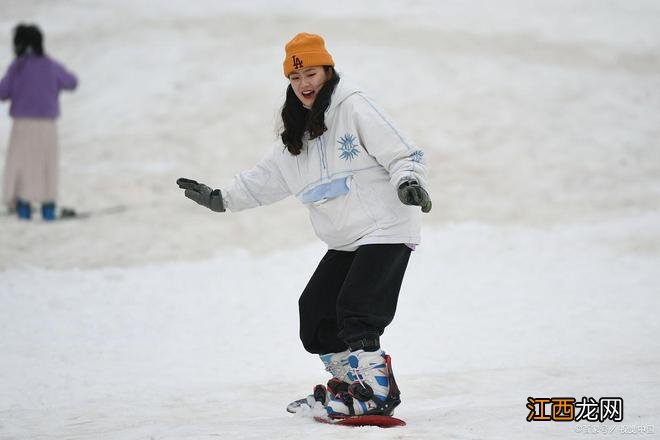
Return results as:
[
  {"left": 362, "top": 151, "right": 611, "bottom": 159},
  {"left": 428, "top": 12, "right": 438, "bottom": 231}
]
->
[
  {"left": 41, "top": 202, "right": 56, "bottom": 221},
  {"left": 322, "top": 349, "right": 401, "bottom": 419},
  {"left": 16, "top": 199, "right": 31, "bottom": 220},
  {"left": 286, "top": 349, "right": 351, "bottom": 413}
]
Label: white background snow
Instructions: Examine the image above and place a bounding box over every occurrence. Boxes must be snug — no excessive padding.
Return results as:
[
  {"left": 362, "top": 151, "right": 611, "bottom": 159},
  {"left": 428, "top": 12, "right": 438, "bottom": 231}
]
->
[{"left": 1, "top": 1, "right": 659, "bottom": 439}]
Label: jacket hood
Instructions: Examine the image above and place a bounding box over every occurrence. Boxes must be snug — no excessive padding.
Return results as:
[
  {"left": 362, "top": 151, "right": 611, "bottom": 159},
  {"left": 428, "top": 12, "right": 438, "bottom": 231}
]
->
[{"left": 328, "top": 76, "right": 362, "bottom": 112}]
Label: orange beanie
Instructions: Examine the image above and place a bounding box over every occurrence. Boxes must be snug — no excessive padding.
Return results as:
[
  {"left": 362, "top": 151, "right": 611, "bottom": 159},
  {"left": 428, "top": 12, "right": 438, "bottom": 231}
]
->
[{"left": 283, "top": 33, "right": 334, "bottom": 77}]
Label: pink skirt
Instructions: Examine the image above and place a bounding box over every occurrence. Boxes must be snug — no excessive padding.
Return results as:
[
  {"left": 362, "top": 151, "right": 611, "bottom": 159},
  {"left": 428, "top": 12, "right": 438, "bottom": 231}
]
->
[{"left": 2, "top": 118, "right": 59, "bottom": 207}]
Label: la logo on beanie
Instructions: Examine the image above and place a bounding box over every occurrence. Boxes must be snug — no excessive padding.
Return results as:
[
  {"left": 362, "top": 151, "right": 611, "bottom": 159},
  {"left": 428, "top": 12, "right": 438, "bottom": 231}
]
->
[{"left": 283, "top": 33, "right": 334, "bottom": 77}]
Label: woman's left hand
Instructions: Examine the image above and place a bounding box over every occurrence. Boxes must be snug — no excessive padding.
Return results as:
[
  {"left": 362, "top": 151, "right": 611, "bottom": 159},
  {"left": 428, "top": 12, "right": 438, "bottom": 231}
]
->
[{"left": 397, "top": 180, "right": 432, "bottom": 213}]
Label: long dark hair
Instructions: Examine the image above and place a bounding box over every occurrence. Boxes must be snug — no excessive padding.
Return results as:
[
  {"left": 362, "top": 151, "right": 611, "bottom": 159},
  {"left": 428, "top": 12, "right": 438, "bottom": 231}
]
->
[
  {"left": 280, "top": 67, "right": 340, "bottom": 156},
  {"left": 13, "top": 24, "right": 44, "bottom": 57}
]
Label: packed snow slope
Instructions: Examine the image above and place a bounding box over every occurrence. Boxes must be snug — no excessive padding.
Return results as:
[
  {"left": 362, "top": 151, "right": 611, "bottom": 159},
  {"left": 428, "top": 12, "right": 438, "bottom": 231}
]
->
[{"left": 1, "top": 1, "right": 659, "bottom": 439}]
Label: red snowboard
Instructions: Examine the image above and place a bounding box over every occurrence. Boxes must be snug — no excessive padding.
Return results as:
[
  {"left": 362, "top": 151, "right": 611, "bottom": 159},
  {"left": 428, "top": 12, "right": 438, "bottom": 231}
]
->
[{"left": 314, "top": 414, "right": 406, "bottom": 428}]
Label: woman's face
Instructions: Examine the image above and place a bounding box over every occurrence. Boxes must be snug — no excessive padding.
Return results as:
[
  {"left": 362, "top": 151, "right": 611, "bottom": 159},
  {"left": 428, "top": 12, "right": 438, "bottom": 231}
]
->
[{"left": 288, "top": 66, "right": 330, "bottom": 108}]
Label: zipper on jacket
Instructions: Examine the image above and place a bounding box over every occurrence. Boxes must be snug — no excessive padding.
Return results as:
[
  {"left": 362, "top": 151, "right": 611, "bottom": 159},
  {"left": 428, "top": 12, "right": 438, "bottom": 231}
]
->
[{"left": 318, "top": 136, "right": 329, "bottom": 179}]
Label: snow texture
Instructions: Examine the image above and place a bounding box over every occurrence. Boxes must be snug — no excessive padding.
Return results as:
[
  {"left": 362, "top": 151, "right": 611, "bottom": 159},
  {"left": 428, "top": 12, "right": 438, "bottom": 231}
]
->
[{"left": 1, "top": 1, "right": 659, "bottom": 439}]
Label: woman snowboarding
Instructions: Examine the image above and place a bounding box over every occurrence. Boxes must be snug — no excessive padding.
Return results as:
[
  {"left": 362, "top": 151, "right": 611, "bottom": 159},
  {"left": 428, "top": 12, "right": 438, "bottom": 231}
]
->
[{"left": 177, "top": 32, "right": 431, "bottom": 418}]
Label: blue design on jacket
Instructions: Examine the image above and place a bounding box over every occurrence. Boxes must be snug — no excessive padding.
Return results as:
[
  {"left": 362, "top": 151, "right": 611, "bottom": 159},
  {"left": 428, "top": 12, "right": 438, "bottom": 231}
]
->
[
  {"left": 410, "top": 150, "right": 424, "bottom": 163},
  {"left": 338, "top": 133, "right": 360, "bottom": 161}
]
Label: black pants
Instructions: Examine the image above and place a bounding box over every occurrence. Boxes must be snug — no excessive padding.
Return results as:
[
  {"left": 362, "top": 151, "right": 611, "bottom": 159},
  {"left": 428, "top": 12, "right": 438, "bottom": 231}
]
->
[{"left": 298, "top": 243, "right": 412, "bottom": 354}]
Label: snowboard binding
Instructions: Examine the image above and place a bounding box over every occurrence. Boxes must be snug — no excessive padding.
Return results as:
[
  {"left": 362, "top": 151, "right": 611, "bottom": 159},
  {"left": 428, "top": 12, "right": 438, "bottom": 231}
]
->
[
  {"left": 286, "top": 352, "right": 402, "bottom": 419},
  {"left": 323, "top": 354, "right": 401, "bottom": 418}
]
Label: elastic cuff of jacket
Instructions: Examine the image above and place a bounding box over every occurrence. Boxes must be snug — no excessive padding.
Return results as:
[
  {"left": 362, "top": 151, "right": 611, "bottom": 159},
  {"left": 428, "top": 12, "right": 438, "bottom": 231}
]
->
[{"left": 397, "top": 178, "right": 419, "bottom": 189}]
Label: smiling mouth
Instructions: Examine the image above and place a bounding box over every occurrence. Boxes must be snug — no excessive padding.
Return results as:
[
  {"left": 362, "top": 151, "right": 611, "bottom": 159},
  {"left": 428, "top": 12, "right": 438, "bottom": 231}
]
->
[{"left": 302, "top": 90, "right": 315, "bottom": 99}]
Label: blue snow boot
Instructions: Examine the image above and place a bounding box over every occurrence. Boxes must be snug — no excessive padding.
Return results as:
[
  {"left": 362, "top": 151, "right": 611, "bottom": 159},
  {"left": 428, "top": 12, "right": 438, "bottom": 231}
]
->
[
  {"left": 322, "top": 349, "right": 402, "bottom": 418},
  {"left": 16, "top": 199, "right": 31, "bottom": 220},
  {"left": 286, "top": 349, "right": 351, "bottom": 413},
  {"left": 42, "top": 202, "right": 56, "bottom": 221}
]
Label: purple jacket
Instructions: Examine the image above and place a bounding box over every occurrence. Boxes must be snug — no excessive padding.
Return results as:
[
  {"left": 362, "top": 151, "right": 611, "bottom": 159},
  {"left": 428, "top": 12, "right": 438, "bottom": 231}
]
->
[{"left": 0, "top": 54, "right": 77, "bottom": 119}]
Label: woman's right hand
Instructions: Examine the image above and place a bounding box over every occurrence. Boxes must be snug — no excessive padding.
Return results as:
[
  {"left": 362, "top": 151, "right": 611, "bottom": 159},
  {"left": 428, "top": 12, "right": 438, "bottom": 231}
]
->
[{"left": 176, "top": 177, "right": 225, "bottom": 212}]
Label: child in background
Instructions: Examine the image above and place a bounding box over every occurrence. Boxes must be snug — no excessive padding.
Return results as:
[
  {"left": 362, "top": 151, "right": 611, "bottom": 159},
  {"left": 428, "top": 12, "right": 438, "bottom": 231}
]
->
[{"left": 0, "top": 23, "right": 78, "bottom": 220}]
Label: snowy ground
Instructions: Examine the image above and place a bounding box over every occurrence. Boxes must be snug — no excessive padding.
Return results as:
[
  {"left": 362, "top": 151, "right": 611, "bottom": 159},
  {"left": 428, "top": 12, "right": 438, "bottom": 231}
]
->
[{"left": 1, "top": 1, "right": 659, "bottom": 439}]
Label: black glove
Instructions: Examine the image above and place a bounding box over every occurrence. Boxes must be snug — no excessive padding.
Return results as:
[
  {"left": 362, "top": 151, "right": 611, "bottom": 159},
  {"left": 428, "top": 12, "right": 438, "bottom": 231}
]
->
[
  {"left": 397, "top": 180, "right": 432, "bottom": 213},
  {"left": 176, "top": 177, "right": 225, "bottom": 212}
]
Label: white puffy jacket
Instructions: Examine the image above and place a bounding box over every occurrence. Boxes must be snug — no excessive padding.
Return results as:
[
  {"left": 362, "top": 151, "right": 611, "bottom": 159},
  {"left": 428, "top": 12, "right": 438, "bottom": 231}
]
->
[{"left": 221, "top": 78, "right": 428, "bottom": 251}]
